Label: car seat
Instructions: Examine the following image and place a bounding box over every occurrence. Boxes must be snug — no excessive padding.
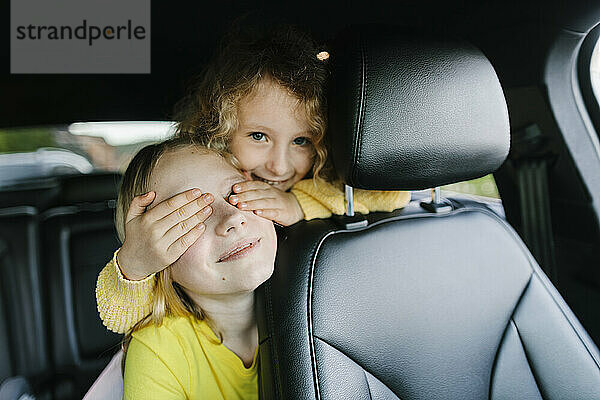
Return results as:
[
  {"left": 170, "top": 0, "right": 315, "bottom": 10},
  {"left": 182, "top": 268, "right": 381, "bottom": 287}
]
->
[
  {"left": 0, "top": 173, "right": 122, "bottom": 399},
  {"left": 40, "top": 173, "right": 122, "bottom": 399},
  {"left": 0, "top": 206, "right": 48, "bottom": 399},
  {"left": 256, "top": 26, "right": 600, "bottom": 399}
]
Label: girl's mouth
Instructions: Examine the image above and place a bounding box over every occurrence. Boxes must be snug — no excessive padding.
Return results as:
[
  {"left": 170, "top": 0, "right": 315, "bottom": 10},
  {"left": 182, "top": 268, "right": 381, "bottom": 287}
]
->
[
  {"left": 251, "top": 173, "right": 292, "bottom": 186},
  {"left": 217, "top": 238, "right": 261, "bottom": 263}
]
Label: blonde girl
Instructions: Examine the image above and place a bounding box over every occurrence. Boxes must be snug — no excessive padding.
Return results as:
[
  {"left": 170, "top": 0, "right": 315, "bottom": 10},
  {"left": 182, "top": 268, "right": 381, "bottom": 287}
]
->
[{"left": 118, "top": 137, "right": 277, "bottom": 399}]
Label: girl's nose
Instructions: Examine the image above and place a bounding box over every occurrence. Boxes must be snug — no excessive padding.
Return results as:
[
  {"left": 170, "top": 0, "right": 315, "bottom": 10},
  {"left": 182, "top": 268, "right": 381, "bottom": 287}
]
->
[
  {"left": 214, "top": 202, "right": 247, "bottom": 236},
  {"left": 266, "top": 147, "right": 291, "bottom": 177}
]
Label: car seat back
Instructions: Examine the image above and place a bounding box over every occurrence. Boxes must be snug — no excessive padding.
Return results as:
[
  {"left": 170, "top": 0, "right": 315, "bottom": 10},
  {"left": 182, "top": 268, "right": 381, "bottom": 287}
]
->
[
  {"left": 0, "top": 207, "right": 48, "bottom": 379},
  {"left": 40, "top": 173, "right": 122, "bottom": 399},
  {"left": 257, "top": 27, "right": 600, "bottom": 400}
]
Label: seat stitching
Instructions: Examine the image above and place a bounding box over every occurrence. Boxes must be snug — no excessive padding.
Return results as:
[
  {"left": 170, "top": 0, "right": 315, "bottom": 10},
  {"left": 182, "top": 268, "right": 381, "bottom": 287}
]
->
[
  {"left": 469, "top": 205, "right": 600, "bottom": 370},
  {"left": 313, "top": 335, "right": 401, "bottom": 399},
  {"left": 304, "top": 208, "right": 497, "bottom": 400},
  {"left": 527, "top": 265, "right": 600, "bottom": 368},
  {"left": 304, "top": 204, "right": 600, "bottom": 398},
  {"left": 264, "top": 279, "right": 282, "bottom": 398},
  {"left": 350, "top": 201, "right": 600, "bottom": 370},
  {"left": 352, "top": 33, "right": 367, "bottom": 187},
  {"left": 511, "top": 319, "right": 547, "bottom": 400},
  {"left": 364, "top": 368, "right": 373, "bottom": 400},
  {"left": 308, "top": 230, "right": 339, "bottom": 400},
  {"left": 488, "top": 274, "right": 533, "bottom": 399}
]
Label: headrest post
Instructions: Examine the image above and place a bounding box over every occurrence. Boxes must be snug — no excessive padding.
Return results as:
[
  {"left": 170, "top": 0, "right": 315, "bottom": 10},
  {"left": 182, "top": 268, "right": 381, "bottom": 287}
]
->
[
  {"left": 345, "top": 185, "right": 355, "bottom": 217},
  {"left": 432, "top": 187, "right": 442, "bottom": 204},
  {"left": 421, "top": 186, "right": 453, "bottom": 214},
  {"left": 335, "top": 184, "right": 367, "bottom": 229}
]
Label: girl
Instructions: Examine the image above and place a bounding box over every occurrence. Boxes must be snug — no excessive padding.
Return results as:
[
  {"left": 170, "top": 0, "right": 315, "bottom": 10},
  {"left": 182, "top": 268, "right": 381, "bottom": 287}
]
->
[
  {"left": 119, "top": 137, "right": 277, "bottom": 399},
  {"left": 97, "top": 24, "right": 411, "bottom": 334}
]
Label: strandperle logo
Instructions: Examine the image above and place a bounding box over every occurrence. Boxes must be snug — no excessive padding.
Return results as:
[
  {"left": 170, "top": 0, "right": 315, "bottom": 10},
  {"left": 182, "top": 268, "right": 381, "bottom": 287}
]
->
[
  {"left": 11, "top": 0, "right": 150, "bottom": 74},
  {"left": 15, "top": 19, "right": 147, "bottom": 46}
]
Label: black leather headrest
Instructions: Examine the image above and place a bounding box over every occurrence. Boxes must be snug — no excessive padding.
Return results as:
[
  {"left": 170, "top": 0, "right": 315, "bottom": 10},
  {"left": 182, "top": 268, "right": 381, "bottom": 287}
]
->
[{"left": 328, "top": 26, "right": 510, "bottom": 190}]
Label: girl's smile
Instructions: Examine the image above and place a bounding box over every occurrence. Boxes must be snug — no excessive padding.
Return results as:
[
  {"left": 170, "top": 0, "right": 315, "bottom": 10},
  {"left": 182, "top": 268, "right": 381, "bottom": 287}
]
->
[
  {"left": 250, "top": 172, "right": 292, "bottom": 186},
  {"left": 217, "top": 237, "right": 262, "bottom": 263}
]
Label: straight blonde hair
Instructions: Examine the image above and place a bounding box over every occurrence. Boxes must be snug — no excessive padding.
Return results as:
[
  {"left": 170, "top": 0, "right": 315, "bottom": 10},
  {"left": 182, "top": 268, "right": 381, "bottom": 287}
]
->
[{"left": 117, "top": 137, "right": 225, "bottom": 370}]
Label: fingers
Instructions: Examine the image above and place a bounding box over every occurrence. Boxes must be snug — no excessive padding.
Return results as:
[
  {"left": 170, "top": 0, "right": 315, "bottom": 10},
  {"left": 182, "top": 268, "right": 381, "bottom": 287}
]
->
[
  {"left": 253, "top": 209, "right": 280, "bottom": 220},
  {"left": 146, "top": 188, "right": 205, "bottom": 221},
  {"left": 157, "top": 193, "right": 214, "bottom": 233},
  {"left": 234, "top": 198, "right": 278, "bottom": 211},
  {"left": 232, "top": 180, "right": 272, "bottom": 193},
  {"left": 166, "top": 223, "right": 207, "bottom": 258},
  {"left": 228, "top": 189, "right": 274, "bottom": 206},
  {"left": 161, "top": 203, "right": 212, "bottom": 244},
  {"left": 125, "top": 191, "right": 156, "bottom": 223}
]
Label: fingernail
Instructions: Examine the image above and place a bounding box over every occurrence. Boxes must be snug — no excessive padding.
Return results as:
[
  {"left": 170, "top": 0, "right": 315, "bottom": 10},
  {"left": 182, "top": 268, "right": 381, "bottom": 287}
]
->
[
  {"left": 202, "top": 193, "right": 213, "bottom": 202},
  {"left": 254, "top": 210, "right": 263, "bottom": 215},
  {"left": 233, "top": 184, "right": 241, "bottom": 192},
  {"left": 239, "top": 202, "right": 247, "bottom": 209},
  {"left": 192, "top": 189, "right": 202, "bottom": 197},
  {"left": 229, "top": 195, "right": 238, "bottom": 204},
  {"left": 202, "top": 206, "right": 212, "bottom": 215},
  {"left": 196, "top": 223, "right": 205, "bottom": 231}
]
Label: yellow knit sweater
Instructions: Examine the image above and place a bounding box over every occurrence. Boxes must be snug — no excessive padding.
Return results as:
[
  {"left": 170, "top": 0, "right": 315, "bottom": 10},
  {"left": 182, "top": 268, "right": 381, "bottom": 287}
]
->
[{"left": 96, "top": 180, "right": 411, "bottom": 333}]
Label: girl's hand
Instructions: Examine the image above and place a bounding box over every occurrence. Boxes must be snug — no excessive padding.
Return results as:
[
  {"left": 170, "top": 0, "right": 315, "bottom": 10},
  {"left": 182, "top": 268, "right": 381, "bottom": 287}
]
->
[
  {"left": 228, "top": 181, "right": 304, "bottom": 226},
  {"left": 117, "top": 189, "right": 214, "bottom": 280}
]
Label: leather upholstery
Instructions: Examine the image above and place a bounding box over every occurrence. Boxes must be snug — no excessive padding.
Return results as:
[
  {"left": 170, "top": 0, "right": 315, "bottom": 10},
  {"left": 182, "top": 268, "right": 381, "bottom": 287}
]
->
[
  {"left": 257, "top": 27, "right": 600, "bottom": 400},
  {"left": 259, "top": 203, "right": 600, "bottom": 399},
  {"left": 40, "top": 174, "right": 122, "bottom": 398},
  {"left": 0, "top": 208, "right": 48, "bottom": 380},
  {"left": 0, "top": 173, "right": 122, "bottom": 399},
  {"left": 327, "top": 27, "right": 510, "bottom": 190}
]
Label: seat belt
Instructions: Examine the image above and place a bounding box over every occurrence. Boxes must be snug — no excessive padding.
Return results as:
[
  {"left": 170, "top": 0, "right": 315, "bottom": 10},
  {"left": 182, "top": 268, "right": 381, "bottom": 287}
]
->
[{"left": 511, "top": 124, "right": 557, "bottom": 282}]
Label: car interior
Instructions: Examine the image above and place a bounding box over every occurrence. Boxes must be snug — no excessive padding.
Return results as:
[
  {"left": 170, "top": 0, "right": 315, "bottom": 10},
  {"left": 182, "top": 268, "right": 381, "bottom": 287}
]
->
[{"left": 2, "top": 1, "right": 600, "bottom": 399}]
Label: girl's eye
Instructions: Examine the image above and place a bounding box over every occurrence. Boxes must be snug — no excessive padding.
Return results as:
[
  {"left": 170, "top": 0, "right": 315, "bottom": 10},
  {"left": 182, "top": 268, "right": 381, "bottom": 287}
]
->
[
  {"left": 293, "top": 137, "right": 310, "bottom": 146},
  {"left": 250, "top": 132, "right": 266, "bottom": 141}
]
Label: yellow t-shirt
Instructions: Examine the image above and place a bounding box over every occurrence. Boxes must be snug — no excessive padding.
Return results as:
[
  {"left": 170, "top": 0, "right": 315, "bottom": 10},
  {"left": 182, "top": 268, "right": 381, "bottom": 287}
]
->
[{"left": 123, "top": 315, "right": 258, "bottom": 400}]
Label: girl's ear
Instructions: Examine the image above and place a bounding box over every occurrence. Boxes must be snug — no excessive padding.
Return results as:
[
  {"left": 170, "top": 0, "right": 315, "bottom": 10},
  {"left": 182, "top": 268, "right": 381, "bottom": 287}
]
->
[{"left": 242, "top": 170, "right": 253, "bottom": 181}]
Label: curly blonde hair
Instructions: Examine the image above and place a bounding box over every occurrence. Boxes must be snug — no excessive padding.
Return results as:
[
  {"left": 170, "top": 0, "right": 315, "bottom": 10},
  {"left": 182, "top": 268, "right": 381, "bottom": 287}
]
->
[{"left": 173, "top": 23, "right": 331, "bottom": 181}]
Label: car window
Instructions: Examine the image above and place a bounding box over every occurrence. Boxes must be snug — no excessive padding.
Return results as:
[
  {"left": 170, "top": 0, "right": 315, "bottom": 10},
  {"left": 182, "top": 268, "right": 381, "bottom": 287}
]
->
[
  {"left": 0, "top": 122, "right": 175, "bottom": 183},
  {"left": 442, "top": 174, "right": 500, "bottom": 199},
  {"left": 0, "top": 122, "right": 502, "bottom": 201}
]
